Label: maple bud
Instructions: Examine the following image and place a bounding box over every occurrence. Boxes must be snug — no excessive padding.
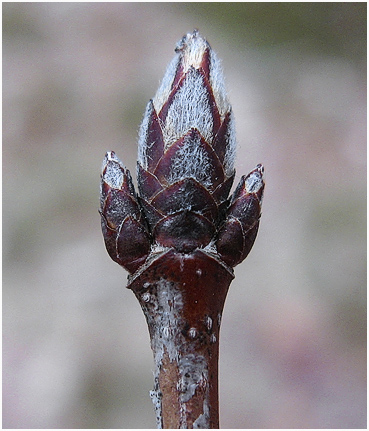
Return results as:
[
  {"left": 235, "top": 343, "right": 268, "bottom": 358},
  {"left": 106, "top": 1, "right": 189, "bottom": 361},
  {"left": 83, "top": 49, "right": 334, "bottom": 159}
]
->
[
  {"left": 216, "top": 164, "right": 264, "bottom": 267},
  {"left": 100, "top": 30, "right": 264, "bottom": 274},
  {"left": 100, "top": 151, "right": 151, "bottom": 273},
  {"left": 137, "top": 29, "right": 237, "bottom": 255}
]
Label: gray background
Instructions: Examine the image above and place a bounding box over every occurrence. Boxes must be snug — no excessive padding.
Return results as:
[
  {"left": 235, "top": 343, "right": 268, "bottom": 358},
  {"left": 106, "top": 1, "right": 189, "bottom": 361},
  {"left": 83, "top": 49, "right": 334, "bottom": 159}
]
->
[{"left": 3, "top": 3, "right": 366, "bottom": 428}]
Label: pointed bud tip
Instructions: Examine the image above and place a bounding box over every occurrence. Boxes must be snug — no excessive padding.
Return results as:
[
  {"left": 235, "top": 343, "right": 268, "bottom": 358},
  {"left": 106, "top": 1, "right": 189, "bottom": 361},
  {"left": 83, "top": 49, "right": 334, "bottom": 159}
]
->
[
  {"left": 101, "top": 151, "right": 127, "bottom": 190},
  {"left": 102, "top": 151, "right": 125, "bottom": 171},
  {"left": 175, "top": 30, "right": 209, "bottom": 71},
  {"left": 245, "top": 164, "right": 264, "bottom": 194}
]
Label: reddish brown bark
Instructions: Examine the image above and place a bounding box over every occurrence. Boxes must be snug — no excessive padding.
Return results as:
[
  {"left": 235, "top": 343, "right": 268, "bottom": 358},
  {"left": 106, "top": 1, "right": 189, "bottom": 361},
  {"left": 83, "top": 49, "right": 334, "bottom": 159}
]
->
[{"left": 128, "top": 249, "right": 234, "bottom": 428}]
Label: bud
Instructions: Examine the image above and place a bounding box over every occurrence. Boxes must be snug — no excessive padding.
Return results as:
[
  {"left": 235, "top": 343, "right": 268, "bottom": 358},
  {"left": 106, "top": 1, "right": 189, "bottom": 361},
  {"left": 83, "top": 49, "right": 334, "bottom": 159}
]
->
[
  {"left": 216, "top": 164, "right": 264, "bottom": 267},
  {"left": 137, "top": 30, "right": 237, "bottom": 255},
  {"left": 100, "top": 152, "right": 151, "bottom": 273},
  {"left": 100, "top": 30, "right": 264, "bottom": 274}
]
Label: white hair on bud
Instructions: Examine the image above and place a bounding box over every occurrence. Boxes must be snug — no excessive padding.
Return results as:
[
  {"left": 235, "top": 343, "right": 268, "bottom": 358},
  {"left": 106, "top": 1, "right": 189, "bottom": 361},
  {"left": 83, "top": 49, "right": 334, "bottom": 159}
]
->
[
  {"left": 245, "top": 169, "right": 263, "bottom": 193},
  {"left": 153, "top": 31, "right": 209, "bottom": 116},
  {"left": 102, "top": 152, "right": 125, "bottom": 189},
  {"left": 209, "top": 49, "right": 230, "bottom": 118},
  {"left": 139, "top": 31, "right": 237, "bottom": 180},
  {"left": 138, "top": 101, "right": 154, "bottom": 169},
  {"left": 167, "top": 132, "right": 212, "bottom": 187},
  {"left": 162, "top": 69, "right": 214, "bottom": 148},
  {"left": 101, "top": 151, "right": 122, "bottom": 172},
  {"left": 223, "top": 110, "right": 237, "bottom": 178},
  {"left": 153, "top": 55, "right": 180, "bottom": 115},
  {"left": 179, "top": 31, "right": 209, "bottom": 73},
  {"left": 153, "top": 31, "right": 230, "bottom": 121}
]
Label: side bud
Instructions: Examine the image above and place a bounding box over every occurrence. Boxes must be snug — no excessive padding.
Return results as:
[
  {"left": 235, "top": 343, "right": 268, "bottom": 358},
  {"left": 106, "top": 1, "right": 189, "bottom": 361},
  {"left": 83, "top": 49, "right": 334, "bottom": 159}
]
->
[
  {"left": 216, "top": 164, "right": 264, "bottom": 267},
  {"left": 100, "top": 152, "right": 151, "bottom": 273}
]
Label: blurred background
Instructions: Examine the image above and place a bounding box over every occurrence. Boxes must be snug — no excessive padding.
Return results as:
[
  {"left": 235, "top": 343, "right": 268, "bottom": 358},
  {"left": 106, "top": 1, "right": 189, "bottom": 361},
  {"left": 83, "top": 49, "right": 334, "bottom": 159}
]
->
[{"left": 3, "top": 3, "right": 366, "bottom": 428}]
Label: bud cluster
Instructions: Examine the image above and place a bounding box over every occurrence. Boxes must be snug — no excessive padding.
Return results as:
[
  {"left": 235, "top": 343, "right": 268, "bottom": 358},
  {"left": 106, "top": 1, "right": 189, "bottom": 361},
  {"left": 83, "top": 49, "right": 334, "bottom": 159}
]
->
[{"left": 100, "top": 31, "right": 264, "bottom": 274}]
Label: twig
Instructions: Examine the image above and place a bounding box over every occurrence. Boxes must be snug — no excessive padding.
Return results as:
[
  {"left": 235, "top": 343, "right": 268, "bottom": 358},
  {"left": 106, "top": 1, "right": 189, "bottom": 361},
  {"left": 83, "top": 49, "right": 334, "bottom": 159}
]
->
[{"left": 100, "top": 30, "right": 264, "bottom": 429}]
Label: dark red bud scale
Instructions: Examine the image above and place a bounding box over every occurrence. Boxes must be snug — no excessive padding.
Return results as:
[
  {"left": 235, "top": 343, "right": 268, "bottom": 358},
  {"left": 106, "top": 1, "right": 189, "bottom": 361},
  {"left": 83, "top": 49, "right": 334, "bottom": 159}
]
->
[
  {"left": 100, "top": 151, "right": 151, "bottom": 273},
  {"left": 99, "top": 30, "right": 264, "bottom": 429}
]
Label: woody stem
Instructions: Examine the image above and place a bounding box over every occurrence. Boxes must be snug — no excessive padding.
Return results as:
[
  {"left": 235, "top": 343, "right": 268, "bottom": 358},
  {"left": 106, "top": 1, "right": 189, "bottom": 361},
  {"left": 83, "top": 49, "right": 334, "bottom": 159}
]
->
[
  {"left": 128, "top": 249, "right": 234, "bottom": 428},
  {"left": 152, "top": 335, "right": 220, "bottom": 428}
]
